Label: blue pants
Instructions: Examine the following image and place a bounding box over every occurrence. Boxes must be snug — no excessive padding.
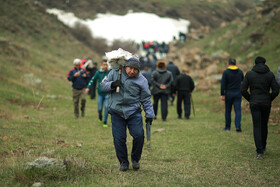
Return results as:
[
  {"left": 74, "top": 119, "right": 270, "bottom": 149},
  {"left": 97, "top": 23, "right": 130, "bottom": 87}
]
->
[
  {"left": 111, "top": 111, "right": 144, "bottom": 166},
  {"left": 225, "top": 91, "right": 242, "bottom": 130},
  {"left": 97, "top": 94, "right": 109, "bottom": 123}
]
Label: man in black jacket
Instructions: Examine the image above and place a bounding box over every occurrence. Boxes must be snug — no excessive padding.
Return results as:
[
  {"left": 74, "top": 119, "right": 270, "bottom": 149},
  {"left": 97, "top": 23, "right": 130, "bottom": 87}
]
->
[
  {"left": 241, "top": 56, "right": 279, "bottom": 159},
  {"left": 151, "top": 61, "right": 173, "bottom": 121},
  {"left": 167, "top": 61, "right": 180, "bottom": 105},
  {"left": 175, "top": 70, "right": 195, "bottom": 119}
]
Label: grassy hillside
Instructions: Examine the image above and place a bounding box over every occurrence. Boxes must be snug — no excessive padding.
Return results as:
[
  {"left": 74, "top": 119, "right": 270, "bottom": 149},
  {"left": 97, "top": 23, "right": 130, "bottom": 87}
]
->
[
  {"left": 184, "top": 0, "right": 280, "bottom": 72},
  {"left": 0, "top": 1, "right": 99, "bottom": 113},
  {"left": 0, "top": 0, "right": 280, "bottom": 186}
]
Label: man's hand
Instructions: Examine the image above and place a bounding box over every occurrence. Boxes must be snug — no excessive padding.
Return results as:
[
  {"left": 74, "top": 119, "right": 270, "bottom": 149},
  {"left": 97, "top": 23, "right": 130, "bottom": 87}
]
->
[
  {"left": 85, "top": 88, "right": 90, "bottom": 94},
  {"left": 82, "top": 73, "right": 87, "bottom": 77},
  {"left": 221, "top": 95, "right": 225, "bottom": 101},
  {"left": 145, "top": 118, "right": 153, "bottom": 125},
  {"left": 160, "top": 84, "right": 166, "bottom": 89},
  {"left": 111, "top": 80, "right": 121, "bottom": 89},
  {"left": 74, "top": 72, "right": 80, "bottom": 77}
]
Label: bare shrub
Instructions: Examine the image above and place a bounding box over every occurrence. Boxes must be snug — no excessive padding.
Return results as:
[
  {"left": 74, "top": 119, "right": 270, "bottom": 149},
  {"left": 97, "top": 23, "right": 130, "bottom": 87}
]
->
[
  {"left": 109, "top": 39, "right": 138, "bottom": 54},
  {"left": 89, "top": 37, "right": 109, "bottom": 55},
  {"left": 70, "top": 22, "right": 109, "bottom": 55},
  {"left": 234, "top": 0, "right": 252, "bottom": 12}
]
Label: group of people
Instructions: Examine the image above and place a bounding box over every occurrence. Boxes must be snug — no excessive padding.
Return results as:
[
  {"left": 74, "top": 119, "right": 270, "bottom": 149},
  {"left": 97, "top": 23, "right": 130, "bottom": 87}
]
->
[
  {"left": 67, "top": 55, "right": 195, "bottom": 171},
  {"left": 221, "top": 57, "right": 279, "bottom": 159},
  {"left": 67, "top": 58, "right": 110, "bottom": 128},
  {"left": 148, "top": 60, "right": 195, "bottom": 121},
  {"left": 67, "top": 53, "right": 279, "bottom": 172}
]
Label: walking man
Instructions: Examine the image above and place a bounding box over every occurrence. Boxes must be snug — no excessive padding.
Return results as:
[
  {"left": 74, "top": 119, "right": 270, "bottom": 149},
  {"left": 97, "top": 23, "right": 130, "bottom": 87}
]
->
[
  {"left": 101, "top": 57, "right": 155, "bottom": 171},
  {"left": 86, "top": 60, "right": 110, "bottom": 127},
  {"left": 151, "top": 61, "right": 173, "bottom": 121},
  {"left": 175, "top": 70, "right": 195, "bottom": 119},
  {"left": 221, "top": 58, "right": 244, "bottom": 132},
  {"left": 166, "top": 61, "right": 180, "bottom": 105},
  {"left": 241, "top": 56, "right": 279, "bottom": 158},
  {"left": 67, "top": 58, "right": 89, "bottom": 118},
  {"left": 276, "top": 66, "right": 280, "bottom": 86},
  {"left": 84, "top": 60, "right": 98, "bottom": 99}
]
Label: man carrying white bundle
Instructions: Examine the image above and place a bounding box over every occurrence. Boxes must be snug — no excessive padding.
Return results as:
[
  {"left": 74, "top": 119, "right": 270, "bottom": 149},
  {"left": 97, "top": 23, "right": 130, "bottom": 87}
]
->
[{"left": 101, "top": 57, "right": 155, "bottom": 171}]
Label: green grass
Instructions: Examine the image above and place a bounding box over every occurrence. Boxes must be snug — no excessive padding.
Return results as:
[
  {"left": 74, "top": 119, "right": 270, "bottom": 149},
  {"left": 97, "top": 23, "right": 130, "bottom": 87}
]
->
[
  {"left": 1, "top": 89, "right": 280, "bottom": 186},
  {"left": 0, "top": 0, "right": 280, "bottom": 186}
]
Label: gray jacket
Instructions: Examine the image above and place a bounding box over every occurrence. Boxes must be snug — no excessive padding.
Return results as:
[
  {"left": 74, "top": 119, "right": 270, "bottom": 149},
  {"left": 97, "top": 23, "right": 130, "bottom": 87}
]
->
[
  {"left": 151, "top": 69, "right": 173, "bottom": 95},
  {"left": 100, "top": 68, "right": 155, "bottom": 120},
  {"left": 277, "top": 67, "right": 280, "bottom": 86}
]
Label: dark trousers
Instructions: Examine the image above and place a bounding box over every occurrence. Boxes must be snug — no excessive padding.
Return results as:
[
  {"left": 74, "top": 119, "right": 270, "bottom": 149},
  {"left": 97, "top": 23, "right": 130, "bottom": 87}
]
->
[
  {"left": 111, "top": 111, "right": 144, "bottom": 166},
  {"left": 225, "top": 91, "right": 242, "bottom": 130},
  {"left": 169, "top": 84, "right": 176, "bottom": 104},
  {"left": 153, "top": 93, "right": 168, "bottom": 120},
  {"left": 177, "top": 91, "right": 191, "bottom": 118},
  {"left": 250, "top": 103, "right": 271, "bottom": 154},
  {"left": 89, "top": 83, "right": 96, "bottom": 99}
]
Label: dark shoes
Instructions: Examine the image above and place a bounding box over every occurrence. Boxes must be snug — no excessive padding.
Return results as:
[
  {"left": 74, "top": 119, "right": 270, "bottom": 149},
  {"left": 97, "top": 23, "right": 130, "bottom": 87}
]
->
[
  {"left": 256, "top": 153, "right": 264, "bottom": 159},
  {"left": 119, "top": 161, "right": 140, "bottom": 171},
  {"left": 119, "top": 163, "right": 129, "bottom": 172},
  {"left": 236, "top": 128, "right": 242, "bottom": 132},
  {"left": 223, "top": 128, "right": 230, "bottom": 131},
  {"left": 81, "top": 111, "right": 85, "bottom": 117},
  {"left": 132, "top": 160, "right": 140, "bottom": 170}
]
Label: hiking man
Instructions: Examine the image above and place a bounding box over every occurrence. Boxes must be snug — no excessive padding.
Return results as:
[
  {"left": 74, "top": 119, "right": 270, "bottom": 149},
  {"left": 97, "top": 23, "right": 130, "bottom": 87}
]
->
[
  {"left": 86, "top": 60, "right": 110, "bottom": 127},
  {"left": 67, "top": 58, "right": 89, "bottom": 118},
  {"left": 100, "top": 57, "right": 155, "bottom": 171},
  {"left": 84, "top": 60, "right": 98, "bottom": 100},
  {"left": 141, "top": 66, "right": 152, "bottom": 88},
  {"left": 151, "top": 61, "right": 173, "bottom": 121},
  {"left": 175, "top": 70, "right": 195, "bottom": 119},
  {"left": 276, "top": 66, "right": 280, "bottom": 86},
  {"left": 241, "top": 56, "right": 279, "bottom": 159},
  {"left": 166, "top": 61, "right": 180, "bottom": 105},
  {"left": 221, "top": 58, "right": 244, "bottom": 132}
]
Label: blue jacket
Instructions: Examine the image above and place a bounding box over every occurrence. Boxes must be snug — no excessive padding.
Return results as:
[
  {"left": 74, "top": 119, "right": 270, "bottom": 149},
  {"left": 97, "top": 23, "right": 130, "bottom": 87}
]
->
[
  {"left": 221, "top": 66, "right": 244, "bottom": 96},
  {"left": 67, "top": 67, "right": 89, "bottom": 90},
  {"left": 100, "top": 68, "right": 155, "bottom": 120}
]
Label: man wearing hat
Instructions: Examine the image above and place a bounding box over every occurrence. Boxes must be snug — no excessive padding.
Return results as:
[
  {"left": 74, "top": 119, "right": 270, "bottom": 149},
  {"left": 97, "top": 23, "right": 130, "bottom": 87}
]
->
[
  {"left": 221, "top": 58, "right": 244, "bottom": 132},
  {"left": 67, "top": 58, "right": 89, "bottom": 118},
  {"left": 241, "top": 56, "right": 279, "bottom": 159},
  {"left": 101, "top": 57, "right": 155, "bottom": 171}
]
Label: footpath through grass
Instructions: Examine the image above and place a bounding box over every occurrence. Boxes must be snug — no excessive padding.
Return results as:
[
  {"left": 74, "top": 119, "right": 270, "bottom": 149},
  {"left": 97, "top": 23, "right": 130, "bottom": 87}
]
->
[{"left": 1, "top": 88, "right": 280, "bottom": 186}]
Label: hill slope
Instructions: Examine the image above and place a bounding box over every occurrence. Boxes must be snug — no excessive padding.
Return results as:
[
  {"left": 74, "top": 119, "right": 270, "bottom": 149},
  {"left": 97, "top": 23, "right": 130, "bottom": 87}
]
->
[{"left": 0, "top": 1, "right": 99, "bottom": 114}]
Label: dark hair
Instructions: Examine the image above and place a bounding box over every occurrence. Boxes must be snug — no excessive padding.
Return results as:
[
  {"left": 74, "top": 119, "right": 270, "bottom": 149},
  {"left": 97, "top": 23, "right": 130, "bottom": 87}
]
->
[
  {"left": 228, "top": 58, "right": 236, "bottom": 65},
  {"left": 255, "top": 56, "right": 266, "bottom": 64}
]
